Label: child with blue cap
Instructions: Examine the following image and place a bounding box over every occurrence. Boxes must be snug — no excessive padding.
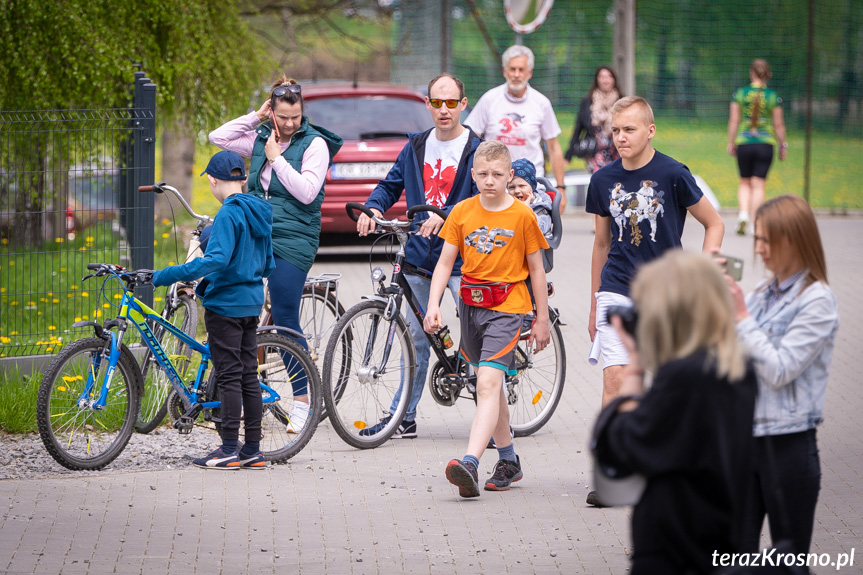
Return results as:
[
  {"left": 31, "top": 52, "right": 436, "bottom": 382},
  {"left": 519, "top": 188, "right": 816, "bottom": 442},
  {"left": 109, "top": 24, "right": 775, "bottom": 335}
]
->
[
  {"left": 508, "top": 158, "right": 553, "bottom": 239},
  {"left": 152, "top": 150, "right": 276, "bottom": 469}
]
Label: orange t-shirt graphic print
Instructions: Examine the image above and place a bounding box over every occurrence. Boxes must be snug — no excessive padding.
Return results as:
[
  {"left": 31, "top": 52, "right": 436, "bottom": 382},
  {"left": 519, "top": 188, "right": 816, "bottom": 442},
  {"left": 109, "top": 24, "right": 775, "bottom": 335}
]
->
[
  {"left": 440, "top": 196, "right": 548, "bottom": 314},
  {"left": 424, "top": 159, "right": 456, "bottom": 208}
]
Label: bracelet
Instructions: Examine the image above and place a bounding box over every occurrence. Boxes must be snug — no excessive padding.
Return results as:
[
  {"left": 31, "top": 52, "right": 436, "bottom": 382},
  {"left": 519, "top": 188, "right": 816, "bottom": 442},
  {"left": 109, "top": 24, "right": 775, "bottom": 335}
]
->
[
  {"left": 780, "top": 143, "right": 788, "bottom": 150},
  {"left": 555, "top": 185, "right": 565, "bottom": 190}
]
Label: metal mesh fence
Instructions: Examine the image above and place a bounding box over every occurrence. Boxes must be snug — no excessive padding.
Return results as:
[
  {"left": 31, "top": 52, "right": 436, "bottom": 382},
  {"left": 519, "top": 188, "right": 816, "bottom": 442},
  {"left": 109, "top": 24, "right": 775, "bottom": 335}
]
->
[
  {"left": 392, "top": 0, "right": 862, "bottom": 209},
  {"left": 0, "top": 77, "right": 156, "bottom": 358}
]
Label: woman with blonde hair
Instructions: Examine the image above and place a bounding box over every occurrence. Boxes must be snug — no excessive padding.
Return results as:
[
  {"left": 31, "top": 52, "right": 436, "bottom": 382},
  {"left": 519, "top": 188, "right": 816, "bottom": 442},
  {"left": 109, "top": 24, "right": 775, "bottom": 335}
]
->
[
  {"left": 592, "top": 250, "right": 757, "bottom": 574},
  {"left": 728, "top": 194, "right": 839, "bottom": 554},
  {"left": 727, "top": 58, "right": 787, "bottom": 235}
]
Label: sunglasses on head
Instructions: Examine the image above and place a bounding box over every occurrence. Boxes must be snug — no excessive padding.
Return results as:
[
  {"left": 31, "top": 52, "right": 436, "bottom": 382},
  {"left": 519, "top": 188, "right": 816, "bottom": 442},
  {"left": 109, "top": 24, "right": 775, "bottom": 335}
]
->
[
  {"left": 273, "top": 84, "right": 302, "bottom": 97},
  {"left": 429, "top": 98, "right": 460, "bottom": 109}
]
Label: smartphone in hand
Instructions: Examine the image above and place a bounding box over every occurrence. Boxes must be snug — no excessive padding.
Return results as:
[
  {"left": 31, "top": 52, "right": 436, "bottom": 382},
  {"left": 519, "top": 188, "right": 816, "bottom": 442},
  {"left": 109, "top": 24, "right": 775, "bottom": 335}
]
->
[
  {"left": 715, "top": 253, "right": 744, "bottom": 281},
  {"left": 270, "top": 109, "right": 280, "bottom": 141}
]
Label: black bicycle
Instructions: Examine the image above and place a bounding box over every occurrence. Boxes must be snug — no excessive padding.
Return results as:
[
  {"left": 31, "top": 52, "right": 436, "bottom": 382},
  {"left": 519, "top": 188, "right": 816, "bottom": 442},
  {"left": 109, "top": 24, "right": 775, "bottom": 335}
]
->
[{"left": 321, "top": 202, "right": 566, "bottom": 449}]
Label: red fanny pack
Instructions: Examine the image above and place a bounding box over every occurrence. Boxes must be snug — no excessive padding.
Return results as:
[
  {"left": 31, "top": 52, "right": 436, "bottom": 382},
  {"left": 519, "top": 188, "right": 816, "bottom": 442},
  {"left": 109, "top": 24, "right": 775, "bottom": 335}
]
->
[{"left": 460, "top": 275, "right": 514, "bottom": 308}]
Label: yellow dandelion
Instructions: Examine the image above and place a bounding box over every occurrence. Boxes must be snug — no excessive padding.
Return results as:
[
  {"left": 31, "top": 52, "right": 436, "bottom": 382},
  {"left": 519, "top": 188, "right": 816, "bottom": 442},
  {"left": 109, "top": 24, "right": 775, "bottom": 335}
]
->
[
  {"left": 70, "top": 285, "right": 78, "bottom": 290},
  {"left": 9, "top": 261, "right": 14, "bottom": 266},
  {"left": 86, "top": 236, "right": 94, "bottom": 242},
  {"left": 10, "top": 331, "right": 17, "bottom": 335},
  {"left": 103, "top": 303, "right": 110, "bottom": 309},
  {"left": 154, "top": 297, "right": 163, "bottom": 302},
  {"left": 81, "top": 292, "right": 89, "bottom": 297},
  {"left": 11, "top": 301, "right": 17, "bottom": 306},
  {"left": 154, "top": 240, "right": 158, "bottom": 246},
  {"left": 96, "top": 310, "right": 102, "bottom": 318},
  {"left": 0, "top": 336, "right": 10, "bottom": 344},
  {"left": 74, "top": 317, "right": 82, "bottom": 322},
  {"left": 1, "top": 238, "right": 6, "bottom": 245},
  {"left": 0, "top": 287, "right": 5, "bottom": 293},
  {"left": 61, "top": 267, "right": 66, "bottom": 272},
  {"left": 162, "top": 218, "right": 171, "bottom": 225},
  {"left": 82, "top": 315, "right": 89, "bottom": 320},
  {"left": 52, "top": 298, "right": 59, "bottom": 303},
  {"left": 40, "top": 298, "right": 47, "bottom": 302},
  {"left": 55, "top": 237, "right": 65, "bottom": 243},
  {"left": 28, "top": 301, "right": 35, "bottom": 306},
  {"left": 113, "top": 294, "right": 122, "bottom": 299},
  {"left": 68, "top": 294, "right": 74, "bottom": 298},
  {"left": 162, "top": 232, "right": 170, "bottom": 238},
  {"left": 48, "top": 325, "right": 56, "bottom": 330},
  {"left": 168, "top": 262, "right": 176, "bottom": 266}
]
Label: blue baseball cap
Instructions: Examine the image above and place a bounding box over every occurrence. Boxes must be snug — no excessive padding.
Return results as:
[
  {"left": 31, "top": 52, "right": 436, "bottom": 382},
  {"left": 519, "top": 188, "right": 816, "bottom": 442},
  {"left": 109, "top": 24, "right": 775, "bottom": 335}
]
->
[
  {"left": 511, "top": 158, "right": 537, "bottom": 193},
  {"left": 200, "top": 150, "right": 247, "bottom": 181}
]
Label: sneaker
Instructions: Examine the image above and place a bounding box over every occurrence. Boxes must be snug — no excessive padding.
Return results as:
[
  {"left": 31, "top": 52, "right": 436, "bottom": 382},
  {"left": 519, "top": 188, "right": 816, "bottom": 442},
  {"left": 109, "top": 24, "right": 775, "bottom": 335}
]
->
[
  {"left": 586, "top": 490, "right": 606, "bottom": 507},
  {"left": 392, "top": 419, "right": 417, "bottom": 439},
  {"left": 192, "top": 447, "right": 240, "bottom": 470},
  {"left": 487, "top": 425, "right": 515, "bottom": 449},
  {"left": 237, "top": 450, "right": 268, "bottom": 469},
  {"left": 445, "top": 459, "right": 480, "bottom": 498},
  {"left": 286, "top": 401, "right": 309, "bottom": 434},
  {"left": 484, "top": 455, "right": 523, "bottom": 491},
  {"left": 359, "top": 414, "right": 392, "bottom": 437}
]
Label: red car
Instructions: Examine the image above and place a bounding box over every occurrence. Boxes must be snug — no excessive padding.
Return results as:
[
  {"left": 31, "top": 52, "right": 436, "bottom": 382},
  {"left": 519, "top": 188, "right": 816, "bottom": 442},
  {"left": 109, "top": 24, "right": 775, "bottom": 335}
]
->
[{"left": 302, "top": 83, "right": 435, "bottom": 234}]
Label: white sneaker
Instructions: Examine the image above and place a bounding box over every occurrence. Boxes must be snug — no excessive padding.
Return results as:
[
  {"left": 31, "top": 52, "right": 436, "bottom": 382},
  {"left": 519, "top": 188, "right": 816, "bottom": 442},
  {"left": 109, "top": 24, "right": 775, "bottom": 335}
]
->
[{"left": 286, "top": 401, "right": 309, "bottom": 434}]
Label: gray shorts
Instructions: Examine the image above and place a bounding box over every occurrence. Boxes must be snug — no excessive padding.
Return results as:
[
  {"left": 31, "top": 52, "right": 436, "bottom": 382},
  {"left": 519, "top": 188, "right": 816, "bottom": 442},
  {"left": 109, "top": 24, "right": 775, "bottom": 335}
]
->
[{"left": 457, "top": 301, "right": 524, "bottom": 375}]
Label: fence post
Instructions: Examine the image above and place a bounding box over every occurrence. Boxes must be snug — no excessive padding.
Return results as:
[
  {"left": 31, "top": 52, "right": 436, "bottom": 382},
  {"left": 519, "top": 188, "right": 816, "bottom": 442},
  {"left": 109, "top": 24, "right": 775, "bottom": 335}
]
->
[{"left": 131, "top": 75, "right": 157, "bottom": 307}]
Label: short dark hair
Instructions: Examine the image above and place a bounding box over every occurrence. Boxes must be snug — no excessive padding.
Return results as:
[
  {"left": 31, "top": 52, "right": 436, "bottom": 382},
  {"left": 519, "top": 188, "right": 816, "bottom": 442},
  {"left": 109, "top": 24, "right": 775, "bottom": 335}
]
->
[{"left": 428, "top": 73, "right": 465, "bottom": 101}]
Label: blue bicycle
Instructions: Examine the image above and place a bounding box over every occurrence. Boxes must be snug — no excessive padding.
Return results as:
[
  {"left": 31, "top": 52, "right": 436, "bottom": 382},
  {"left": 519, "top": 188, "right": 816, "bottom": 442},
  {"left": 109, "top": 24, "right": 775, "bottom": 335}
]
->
[{"left": 36, "top": 264, "right": 322, "bottom": 470}]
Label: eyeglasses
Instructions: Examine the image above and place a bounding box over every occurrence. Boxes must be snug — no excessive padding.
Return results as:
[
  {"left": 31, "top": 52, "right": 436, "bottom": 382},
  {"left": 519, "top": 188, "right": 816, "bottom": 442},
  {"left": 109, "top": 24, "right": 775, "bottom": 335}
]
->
[
  {"left": 273, "top": 84, "right": 302, "bottom": 97},
  {"left": 429, "top": 98, "right": 460, "bottom": 109}
]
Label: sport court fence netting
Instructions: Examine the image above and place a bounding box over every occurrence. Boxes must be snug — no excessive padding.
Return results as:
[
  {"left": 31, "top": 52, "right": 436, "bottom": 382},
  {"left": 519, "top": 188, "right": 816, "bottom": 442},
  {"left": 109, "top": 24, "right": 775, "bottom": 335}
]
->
[{"left": 391, "top": 0, "right": 862, "bottom": 210}]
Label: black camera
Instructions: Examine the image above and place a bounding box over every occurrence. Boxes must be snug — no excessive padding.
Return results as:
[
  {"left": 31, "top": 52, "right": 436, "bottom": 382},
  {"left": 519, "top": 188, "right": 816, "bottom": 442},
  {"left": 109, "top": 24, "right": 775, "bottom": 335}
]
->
[{"left": 605, "top": 305, "right": 638, "bottom": 338}]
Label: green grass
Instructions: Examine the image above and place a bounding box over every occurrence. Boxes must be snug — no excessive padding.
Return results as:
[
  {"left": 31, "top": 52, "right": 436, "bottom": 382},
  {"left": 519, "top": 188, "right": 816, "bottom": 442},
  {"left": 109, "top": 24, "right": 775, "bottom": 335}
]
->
[{"left": 0, "top": 369, "right": 40, "bottom": 433}]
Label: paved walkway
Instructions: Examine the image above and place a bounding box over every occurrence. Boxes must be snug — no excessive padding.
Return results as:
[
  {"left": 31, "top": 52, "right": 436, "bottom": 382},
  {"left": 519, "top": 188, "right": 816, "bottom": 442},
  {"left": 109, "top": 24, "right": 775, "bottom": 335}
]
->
[{"left": 2, "top": 214, "right": 862, "bottom": 574}]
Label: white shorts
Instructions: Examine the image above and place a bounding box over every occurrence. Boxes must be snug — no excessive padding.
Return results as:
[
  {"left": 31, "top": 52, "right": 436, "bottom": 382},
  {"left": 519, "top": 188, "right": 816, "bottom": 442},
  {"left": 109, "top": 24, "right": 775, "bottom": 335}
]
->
[{"left": 594, "top": 291, "right": 633, "bottom": 369}]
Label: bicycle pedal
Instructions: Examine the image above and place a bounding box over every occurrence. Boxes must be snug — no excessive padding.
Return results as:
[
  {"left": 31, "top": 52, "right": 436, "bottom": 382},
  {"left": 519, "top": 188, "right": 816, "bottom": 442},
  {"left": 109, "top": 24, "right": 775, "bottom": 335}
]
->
[{"left": 173, "top": 416, "right": 194, "bottom": 434}]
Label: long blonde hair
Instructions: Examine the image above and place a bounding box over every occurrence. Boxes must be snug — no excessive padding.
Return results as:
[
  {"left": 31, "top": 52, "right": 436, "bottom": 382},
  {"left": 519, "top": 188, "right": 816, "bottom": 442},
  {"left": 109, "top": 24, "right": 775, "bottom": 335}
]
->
[
  {"left": 631, "top": 250, "right": 747, "bottom": 381},
  {"left": 755, "top": 194, "right": 828, "bottom": 290}
]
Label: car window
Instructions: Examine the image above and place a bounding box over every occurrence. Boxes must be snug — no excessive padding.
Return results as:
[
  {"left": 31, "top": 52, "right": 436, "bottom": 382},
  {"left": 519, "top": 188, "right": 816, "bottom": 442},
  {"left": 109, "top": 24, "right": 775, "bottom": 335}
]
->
[{"left": 304, "top": 95, "right": 434, "bottom": 141}]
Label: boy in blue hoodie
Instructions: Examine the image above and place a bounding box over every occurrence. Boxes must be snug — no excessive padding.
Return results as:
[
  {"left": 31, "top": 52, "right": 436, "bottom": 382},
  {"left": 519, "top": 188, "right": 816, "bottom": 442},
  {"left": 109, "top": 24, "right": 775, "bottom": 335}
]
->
[{"left": 152, "top": 150, "right": 276, "bottom": 469}]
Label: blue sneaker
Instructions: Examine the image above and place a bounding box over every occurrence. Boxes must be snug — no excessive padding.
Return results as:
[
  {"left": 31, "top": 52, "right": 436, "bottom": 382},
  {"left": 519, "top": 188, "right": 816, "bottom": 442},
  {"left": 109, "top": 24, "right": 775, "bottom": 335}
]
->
[
  {"left": 237, "top": 450, "right": 267, "bottom": 469},
  {"left": 192, "top": 447, "right": 240, "bottom": 470},
  {"left": 359, "top": 414, "right": 392, "bottom": 436}
]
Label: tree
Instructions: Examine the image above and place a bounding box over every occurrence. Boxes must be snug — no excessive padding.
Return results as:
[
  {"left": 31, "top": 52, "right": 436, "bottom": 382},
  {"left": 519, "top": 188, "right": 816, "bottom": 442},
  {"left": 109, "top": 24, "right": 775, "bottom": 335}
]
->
[{"left": 0, "top": 0, "right": 270, "bottom": 230}]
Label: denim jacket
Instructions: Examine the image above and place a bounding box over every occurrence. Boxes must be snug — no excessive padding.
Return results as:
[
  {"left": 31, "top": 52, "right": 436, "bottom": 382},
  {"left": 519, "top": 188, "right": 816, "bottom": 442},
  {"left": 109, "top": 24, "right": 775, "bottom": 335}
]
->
[{"left": 737, "top": 274, "right": 839, "bottom": 437}]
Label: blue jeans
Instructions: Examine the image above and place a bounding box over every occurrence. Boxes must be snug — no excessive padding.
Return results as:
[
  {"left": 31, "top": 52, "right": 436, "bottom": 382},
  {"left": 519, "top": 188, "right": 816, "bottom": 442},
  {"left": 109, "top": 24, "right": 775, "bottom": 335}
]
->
[{"left": 389, "top": 273, "right": 461, "bottom": 422}]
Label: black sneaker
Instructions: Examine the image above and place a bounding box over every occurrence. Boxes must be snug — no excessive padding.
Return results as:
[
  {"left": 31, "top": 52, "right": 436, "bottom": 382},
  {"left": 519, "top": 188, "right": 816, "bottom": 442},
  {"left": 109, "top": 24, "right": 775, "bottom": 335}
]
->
[
  {"left": 392, "top": 419, "right": 417, "bottom": 439},
  {"left": 484, "top": 455, "right": 523, "bottom": 491},
  {"left": 445, "top": 459, "right": 480, "bottom": 498},
  {"left": 192, "top": 447, "right": 240, "bottom": 470},
  {"left": 359, "top": 414, "right": 393, "bottom": 436}
]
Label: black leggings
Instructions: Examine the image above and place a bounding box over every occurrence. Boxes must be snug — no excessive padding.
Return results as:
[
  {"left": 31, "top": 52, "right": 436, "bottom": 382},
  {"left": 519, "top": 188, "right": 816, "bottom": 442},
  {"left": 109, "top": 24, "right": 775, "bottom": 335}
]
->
[
  {"left": 204, "top": 310, "right": 262, "bottom": 444},
  {"left": 737, "top": 143, "right": 775, "bottom": 179},
  {"left": 741, "top": 429, "right": 821, "bottom": 554}
]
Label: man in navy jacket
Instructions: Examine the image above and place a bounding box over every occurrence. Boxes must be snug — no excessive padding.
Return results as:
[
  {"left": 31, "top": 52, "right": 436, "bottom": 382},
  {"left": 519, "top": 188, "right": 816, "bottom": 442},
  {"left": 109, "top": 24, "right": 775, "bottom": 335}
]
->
[{"left": 357, "top": 73, "right": 481, "bottom": 439}]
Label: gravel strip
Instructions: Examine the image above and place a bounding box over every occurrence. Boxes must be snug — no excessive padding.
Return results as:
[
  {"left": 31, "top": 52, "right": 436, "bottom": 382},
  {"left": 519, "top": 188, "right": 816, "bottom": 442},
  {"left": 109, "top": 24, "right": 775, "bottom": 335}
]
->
[{"left": 0, "top": 427, "right": 223, "bottom": 480}]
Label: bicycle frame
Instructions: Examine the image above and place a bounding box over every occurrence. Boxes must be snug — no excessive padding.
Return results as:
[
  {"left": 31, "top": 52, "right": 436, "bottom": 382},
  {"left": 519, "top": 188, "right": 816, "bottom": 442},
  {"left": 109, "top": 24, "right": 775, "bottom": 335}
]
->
[{"left": 86, "top": 281, "right": 283, "bottom": 420}]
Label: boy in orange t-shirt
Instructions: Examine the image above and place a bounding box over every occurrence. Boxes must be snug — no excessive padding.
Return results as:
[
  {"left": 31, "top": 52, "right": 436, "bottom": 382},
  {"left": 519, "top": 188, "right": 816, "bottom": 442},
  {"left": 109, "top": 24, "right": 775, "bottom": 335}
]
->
[{"left": 424, "top": 140, "right": 550, "bottom": 498}]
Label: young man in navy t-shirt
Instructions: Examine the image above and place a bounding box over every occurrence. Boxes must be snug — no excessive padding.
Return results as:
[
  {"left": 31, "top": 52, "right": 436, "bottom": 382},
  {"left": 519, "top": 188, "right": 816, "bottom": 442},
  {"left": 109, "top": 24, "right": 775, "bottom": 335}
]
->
[{"left": 584, "top": 96, "right": 725, "bottom": 504}]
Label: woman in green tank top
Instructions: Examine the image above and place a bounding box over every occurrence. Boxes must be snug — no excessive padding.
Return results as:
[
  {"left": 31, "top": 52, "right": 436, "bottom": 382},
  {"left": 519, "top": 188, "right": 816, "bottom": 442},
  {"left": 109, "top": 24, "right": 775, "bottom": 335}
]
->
[{"left": 727, "top": 59, "right": 787, "bottom": 236}]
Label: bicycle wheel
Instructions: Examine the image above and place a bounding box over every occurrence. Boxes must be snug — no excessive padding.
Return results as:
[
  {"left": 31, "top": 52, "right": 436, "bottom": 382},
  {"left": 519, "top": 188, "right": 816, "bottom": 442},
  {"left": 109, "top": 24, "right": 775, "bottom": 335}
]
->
[
  {"left": 322, "top": 300, "right": 416, "bottom": 449},
  {"left": 299, "top": 283, "right": 344, "bottom": 366},
  {"left": 255, "top": 332, "right": 323, "bottom": 463},
  {"left": 509, "top": 309, "right": 567, "bottom": 437},
  {"left": 136, "top": 293, "right": 197, "bottom": 433},
  {"left": 36, "top": 337, "right": 142, "bottom": 470}
]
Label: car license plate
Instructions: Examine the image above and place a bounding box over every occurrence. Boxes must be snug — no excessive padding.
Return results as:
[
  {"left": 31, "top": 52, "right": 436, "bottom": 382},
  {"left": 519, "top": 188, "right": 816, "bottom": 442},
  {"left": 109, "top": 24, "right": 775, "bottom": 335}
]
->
[{"left": 331, "top": 162, "right": 393, "bottom": 180}]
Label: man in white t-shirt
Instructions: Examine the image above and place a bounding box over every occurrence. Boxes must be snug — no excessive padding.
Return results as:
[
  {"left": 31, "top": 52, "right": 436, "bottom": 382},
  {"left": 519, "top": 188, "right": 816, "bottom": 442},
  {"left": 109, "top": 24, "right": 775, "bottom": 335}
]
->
[
  {"left": 466, "top": 45, "right": 568, "bottom": 211},
  {"left": 356, "top": 73, "right": 482, "bottom": 439}
]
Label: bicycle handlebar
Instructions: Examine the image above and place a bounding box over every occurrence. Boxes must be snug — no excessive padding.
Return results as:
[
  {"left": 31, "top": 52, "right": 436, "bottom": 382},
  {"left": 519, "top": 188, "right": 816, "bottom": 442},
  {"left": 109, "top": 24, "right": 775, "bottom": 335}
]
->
[
  {"left": 345, "top": 201, "right": 448, "bottom": 228},
  {"left": 138, "top": 182, "right": 214, "bottom": 225}
]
